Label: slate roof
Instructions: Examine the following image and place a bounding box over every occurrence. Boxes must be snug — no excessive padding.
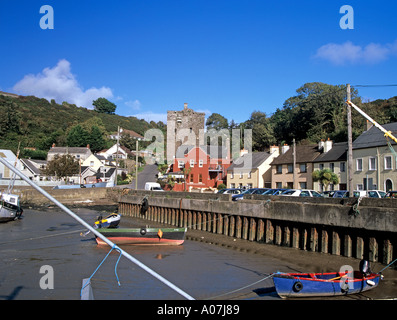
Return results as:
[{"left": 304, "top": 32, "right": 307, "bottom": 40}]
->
[
  {"left": 353, "top": 122, "right": 397, "bottom": 149},
  {"left": 175, "top": 145, "right": 229, "bottom": 159},
  {"left": 313, "top": 142, "right": 347, "bottom": 162},
  {"left": 271, "top": 144, "right": 321, "bottom": 165},
  {"left": 227, "top": 152, "right": 271, "bottom": 171}
]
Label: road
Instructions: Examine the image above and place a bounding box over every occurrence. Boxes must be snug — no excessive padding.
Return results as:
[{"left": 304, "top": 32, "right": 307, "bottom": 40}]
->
[{"left": 127, "top": 164, "right": 159, "bottom": 190}]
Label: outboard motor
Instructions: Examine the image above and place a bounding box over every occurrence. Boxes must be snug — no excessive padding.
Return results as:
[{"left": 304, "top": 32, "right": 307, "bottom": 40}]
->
[{"left": 359, "top": 260, "right": 371, "bottom": 275}]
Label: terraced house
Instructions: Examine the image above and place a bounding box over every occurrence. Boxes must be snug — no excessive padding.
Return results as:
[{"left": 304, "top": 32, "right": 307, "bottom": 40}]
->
[
  {"left": 352, "top": 122, "right": 397, "bottom": 192},
  {"left": 270, "top": 143, "right": 321, "bottom": 189}
]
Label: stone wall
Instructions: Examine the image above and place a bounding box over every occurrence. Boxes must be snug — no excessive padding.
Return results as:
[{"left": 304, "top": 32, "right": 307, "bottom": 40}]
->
[{"left": 118, "top": 190, "right": 397, "bottom": 267}]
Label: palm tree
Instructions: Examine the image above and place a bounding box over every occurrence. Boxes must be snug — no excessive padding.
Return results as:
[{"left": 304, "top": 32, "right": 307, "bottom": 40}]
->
[{"left": 312, "top": 168, "right": 339, "bottom": 191}]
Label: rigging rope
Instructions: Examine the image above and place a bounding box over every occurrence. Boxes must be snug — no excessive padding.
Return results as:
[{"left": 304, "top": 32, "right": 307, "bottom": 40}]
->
[{"left": 81, "top": 244, "right": 122, "bottom": 297}]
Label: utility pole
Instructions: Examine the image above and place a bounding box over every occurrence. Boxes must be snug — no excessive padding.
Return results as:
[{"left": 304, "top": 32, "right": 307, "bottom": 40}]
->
[
  {"left": 293, "top": 138, "right": 296, "bottom": 189},
  {"left": 115, "top": 126, "right": 120, "bottom": 187},
  {"left": 347, "top": 84, "right": 354, "bottom": 197},
  {"left": 135, "top": 140, "right": 138, "bottom": 190}
]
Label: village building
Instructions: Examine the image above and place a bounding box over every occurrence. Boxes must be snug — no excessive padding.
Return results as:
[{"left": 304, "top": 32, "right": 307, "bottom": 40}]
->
[
  {"left": 352, "top": 122, "right": 397, "bottom": 191},
  {"left": 226, "top": 146, "right": 280, "bottom": 189},
  {"left": 47, "top": 144, "right": 92, "bottom": 162},
  {"left": 169, "top": 145, "right": 231, "bottom": 192},
  {"left": 312, "top": 140, "right": 348, "bottom": 191},
  {"left": 270, "top": 144, "right": 321, "bottom": 189}
]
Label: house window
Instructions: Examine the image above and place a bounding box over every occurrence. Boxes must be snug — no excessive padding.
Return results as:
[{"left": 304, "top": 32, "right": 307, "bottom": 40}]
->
[
  {"left": 199, "top": 160, "right": 203, "bottom": 167},
  {"left": 230, "top": 172, "right": 234, "bottom": 179},
  {"left": 230, "top": 183, "right": 235, "bottom": 188},
  {"left": 340, "top": 162, "right": 346, "bottom": 172},
  {"left": 276, "top": 165, "right": 282, "bottom": 174},
  {"left": 369, "top": 157, "right": 376, "bottom": 171},
  {"left": 276, "top": 182, "right": 282, "bottom": 188},
  {"left": 199, "top": 174, "right": 202, "bottom": 183},
  {"left": 300, "top": 164, "right": 307, "bottom": 173},
  {"left": 240, "top": 172, "right": 243, "bottom": 178},
  {"left": 299, "top": 182, "right": 307, "bottom": 189},
  {"left": 90, "top": 161, "right": 94, "bottom": 167},
  {"left": 190, "top": 159, "right": 194, "bottom": 168},
  {"left": 330, "top": 163, "right": 335, "bottom": 172},
  {"left": 178, "top": 160, "right": 184, "bottom": 169},
  {"left": 356, "top": 184, "right": 364, "bottom": 190},
  {"left": 248, "top": 171, "right": 251, "bottom": 178},
  {"left": 287, "top": 164, "right": 293, "bottom": 173},
  {"left": 247, "top": 183, "right": 253, "bottom": 188},
  {"left": 319, "top": 164, "right": 324, "bottom": 170},
  {"left": 190, "top": 174, "right": 194, "bottom": 182},
  {"left": 356, "top": 158, "right": 363, "bottom": 171},
  {"left": 385, "top": 156, "right": 393, "bottom": 170}
]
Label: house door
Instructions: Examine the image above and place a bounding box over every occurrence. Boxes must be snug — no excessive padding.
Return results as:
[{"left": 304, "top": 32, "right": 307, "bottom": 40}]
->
[{"left": 385, "top": 179, "right": 393, "bottom": 192}]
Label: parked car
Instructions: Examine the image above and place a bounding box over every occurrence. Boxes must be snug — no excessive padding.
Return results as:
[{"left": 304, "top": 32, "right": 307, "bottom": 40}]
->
[
  {"left": 385, "top": 191, "right": 397, "bottom": 198},
  {"left": 281, "top": 189, "right": 323, "bottom": 197},
  {"left": 217, "top": 188, "right": 242, "bottom": 195},
  {"left": 251, "top": 188, "right": 269, "bottom": 195},
  {"left": 263, "top": 188, "right": 288, "bottom": 195},
  {"left": 232, "top": 188, "right": 259, "bottom": 201},
  {"left": 333, "top": 190, "right": 348, "bottom": 198},
  {"left": 367, "top": 190, "right": 386, "bottom": 198},
  {"left": 333, "top": 190, "right": 367, "bottom": 198},
  {"left": 321, "top": 191, "right": 336, "bottom": 197}
]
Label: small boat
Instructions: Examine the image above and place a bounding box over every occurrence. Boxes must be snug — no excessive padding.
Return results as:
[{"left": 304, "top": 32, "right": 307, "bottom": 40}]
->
[
  {"left": 0, "top": 193, "right": 23, "bottom": 223},
  {"left": 95, "top": 227, "right": 187, "bottom": 246},
  {"left": 94, "top": 213, "right": 121, "bottom": 229},
  {"left": 272, "top": 260, "right": 380, "bottom": 298}
]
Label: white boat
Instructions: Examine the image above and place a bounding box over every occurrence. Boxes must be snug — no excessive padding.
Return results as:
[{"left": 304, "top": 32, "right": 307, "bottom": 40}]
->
[
  {"left": 0, "top": 193, "right": 23, "bottom": 222},
  {"left": 94, "top": 213, "right": 121, "bottom": 229}
]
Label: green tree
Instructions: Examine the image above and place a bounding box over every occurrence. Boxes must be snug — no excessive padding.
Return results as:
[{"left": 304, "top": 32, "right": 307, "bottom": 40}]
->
[
  {"left": 312, "top": 168, "right": 339, "bottom": 191},
  {"left": 93, "top": 97, "right": 117, "bottom": 114},
  {"left": 88, "top": 125, "right": 106, "bottom": 152},
  {"left": 206, "top": 113, "right": 228, "bottom": 131},
  {"left": 43, "top": 154, "right": 80, "bottom": 181},
  {"left": 67, "top": 125, "right": 90, "bottom": 147},
  {"left": 244, "top": 111, "right": 276, "bottom": 151}
]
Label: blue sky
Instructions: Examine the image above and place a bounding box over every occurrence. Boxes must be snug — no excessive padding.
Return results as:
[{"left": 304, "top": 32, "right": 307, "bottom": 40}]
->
[{"left": 1, "top": 0, "right": 397, "bottom": 124}]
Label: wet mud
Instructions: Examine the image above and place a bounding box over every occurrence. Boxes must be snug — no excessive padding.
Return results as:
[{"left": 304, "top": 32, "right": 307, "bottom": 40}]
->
[{"left": 0, "top": 205, "right": 396, "bottom": 301}]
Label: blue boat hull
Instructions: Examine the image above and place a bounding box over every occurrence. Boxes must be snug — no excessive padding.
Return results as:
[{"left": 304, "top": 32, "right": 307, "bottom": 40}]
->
[{"left": 273, "top": 271, "right": 380, "bottom": 298}]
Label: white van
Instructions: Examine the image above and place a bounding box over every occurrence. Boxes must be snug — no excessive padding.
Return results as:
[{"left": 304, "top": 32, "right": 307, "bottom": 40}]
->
[{"left": 144, "top": 182, "right": 164, "bottom": 191}]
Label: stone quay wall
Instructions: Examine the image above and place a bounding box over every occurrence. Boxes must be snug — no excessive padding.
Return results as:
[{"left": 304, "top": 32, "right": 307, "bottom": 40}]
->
[{"left": 118, "top": 190, "right": 397, "bottom": 267}]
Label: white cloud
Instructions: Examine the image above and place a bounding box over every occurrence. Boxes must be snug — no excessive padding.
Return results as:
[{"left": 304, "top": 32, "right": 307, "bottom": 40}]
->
[
  {"left": 314, "top": 40, "right": 397, "bottom": 65},
  {"left": 131, "top": 111, "right": 167, "bottom": 123},
  {"left": 13, "top": 59, "right": 113, "bottom": 108},
  {"left": 125, "top": 99, "right": 141, "bottom": 110}
]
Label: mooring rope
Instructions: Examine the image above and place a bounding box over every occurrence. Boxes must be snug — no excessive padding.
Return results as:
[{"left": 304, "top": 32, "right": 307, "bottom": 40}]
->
[
  {"left": 81, "top": 244, "right": 123, "bottom": 297},
  {"left": 206, "top": 273, "right": 274, "bottom": 300}
]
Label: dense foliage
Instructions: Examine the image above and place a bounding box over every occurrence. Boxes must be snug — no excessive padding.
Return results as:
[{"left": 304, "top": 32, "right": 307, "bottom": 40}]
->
[
  {"left": 0, "top": 94, "right": 165, "bottom": 157},
  {"left": 205, "top": 82, "right": 397, "bottom": 151},
  {"left": 1, "top": 82, "right": 396, "bottom": 159}
]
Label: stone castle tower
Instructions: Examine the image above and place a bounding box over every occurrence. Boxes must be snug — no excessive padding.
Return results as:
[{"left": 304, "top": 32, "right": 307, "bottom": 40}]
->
[{"left": 166, "top": 103, "right": 205, "bottom": 164}]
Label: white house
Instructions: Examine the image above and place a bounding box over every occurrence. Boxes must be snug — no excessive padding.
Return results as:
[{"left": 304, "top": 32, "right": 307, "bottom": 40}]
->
[{"left": 0, "top": 150, "right": 23, "bottom": 181}]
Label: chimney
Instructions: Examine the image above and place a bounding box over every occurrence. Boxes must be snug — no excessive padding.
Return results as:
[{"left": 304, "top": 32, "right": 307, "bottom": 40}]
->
[
  {"left": 184, "top": 103, "right": 188, "bottom": 110},
  {"left": 240, "top": 148, "right": 248, "bottom": 156},
  {"left": 366, "top": 120, "right": 373, "bottom": 131},
  {"left": 270, "top": 145, "right": 280, "bottom": 156},
  {"left": 324, "top": 138, "right": 333, "bottom": 153},
  {"left": 281, "top": 144, "right": 290, "bottom": 154},
  {"left": 318, "top": 139, "right": 324, "bottom": 151}
]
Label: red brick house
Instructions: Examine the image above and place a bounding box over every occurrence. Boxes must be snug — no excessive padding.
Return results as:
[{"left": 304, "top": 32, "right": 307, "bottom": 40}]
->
[{"left": 169, "top": 145, "right": 231, "bottom": 191}]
